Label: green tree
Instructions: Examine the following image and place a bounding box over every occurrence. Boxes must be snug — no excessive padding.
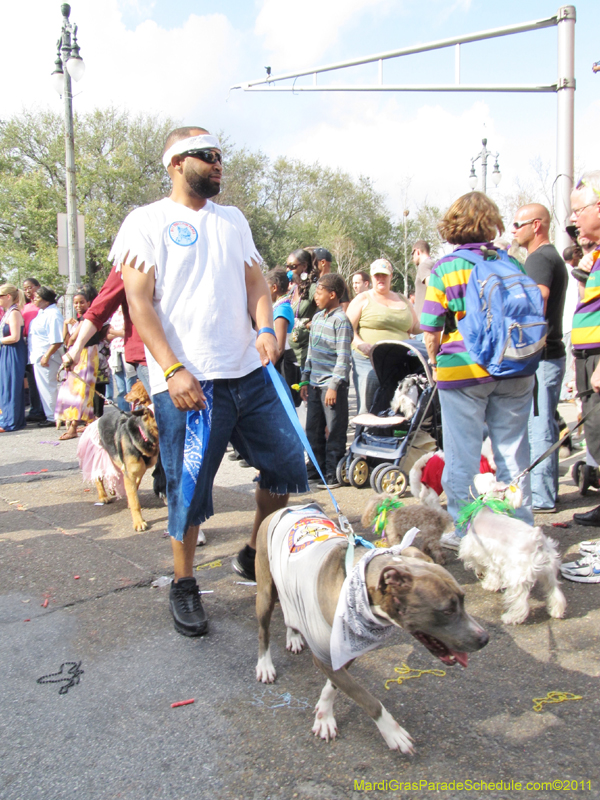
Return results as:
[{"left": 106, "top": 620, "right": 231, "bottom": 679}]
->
[
  {"left": 0, "top": 109, "right": 438, "bottom": 298},
  {"left": 0, "top": 107, "right": 175, "bottom": 290}
]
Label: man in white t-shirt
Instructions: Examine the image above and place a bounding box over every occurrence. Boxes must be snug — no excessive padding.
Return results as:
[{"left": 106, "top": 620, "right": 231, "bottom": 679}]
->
[{"left": 118, "top": 126, "right": 308, "bottom": 636}]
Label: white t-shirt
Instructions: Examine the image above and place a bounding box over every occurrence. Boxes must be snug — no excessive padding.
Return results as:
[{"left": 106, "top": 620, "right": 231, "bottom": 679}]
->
[
  {"left": 110, "top": 197, "right": 263, "bottom": 394},
  {"left": 28, "top": 305, "right": 65, "bottom": 364}
]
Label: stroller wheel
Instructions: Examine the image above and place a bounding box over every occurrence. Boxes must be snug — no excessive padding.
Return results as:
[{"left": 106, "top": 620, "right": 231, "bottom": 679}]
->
[
  {"left": 370, "top": 463, "right": 389, "bottom": 492},
  {"left": 378, "top": 465, "right": 408, "bottom": 497},
  {"left": 348, "top": 457, "right": 369, "bottom": 488},
  {"left": 336, "top": 456, "right": 350, "bottom": 486},
  {"left": 572, "top": 460, "right": 585, "bottom": 486}
]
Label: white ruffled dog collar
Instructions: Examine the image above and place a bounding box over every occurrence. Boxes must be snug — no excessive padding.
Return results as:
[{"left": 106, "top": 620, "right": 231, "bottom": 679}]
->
[{"left": 162, "top": 134, "right": 221, "bottom": 169}]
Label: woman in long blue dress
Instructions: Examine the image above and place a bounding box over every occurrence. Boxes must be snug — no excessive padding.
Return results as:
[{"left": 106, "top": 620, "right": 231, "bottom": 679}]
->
[{"left": 0, "top": 284, "right": 27, "bottom": 432}]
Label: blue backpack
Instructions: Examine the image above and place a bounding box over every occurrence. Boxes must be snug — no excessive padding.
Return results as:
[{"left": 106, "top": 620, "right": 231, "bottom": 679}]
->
[{"left": 455, "top": 247, "right": 547, "bottom": 378}]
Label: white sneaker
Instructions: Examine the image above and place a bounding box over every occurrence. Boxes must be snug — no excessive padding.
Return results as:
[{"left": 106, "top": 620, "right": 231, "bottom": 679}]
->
[
  {"left": 579, "top": 539, "right": 600, "bottom": 556},
  {"left": 440, "top": 531, "right": 462, "bottom": 551},
  {"left": 196, "top": 529, "right": 206, "bottom": 547},
  {"left": 560, "top": 552, "right": 600, "bottom": 582}
]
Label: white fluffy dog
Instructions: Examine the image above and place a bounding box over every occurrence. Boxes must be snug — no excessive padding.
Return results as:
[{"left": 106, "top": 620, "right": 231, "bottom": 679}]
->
[{"left": 458, "top": 473, "right": 567, "bottom": 625}]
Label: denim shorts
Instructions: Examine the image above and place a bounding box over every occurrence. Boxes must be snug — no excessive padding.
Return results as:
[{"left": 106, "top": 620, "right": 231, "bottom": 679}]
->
[{"left": 153, "top": 366, "right": 309, "bottom": 541}]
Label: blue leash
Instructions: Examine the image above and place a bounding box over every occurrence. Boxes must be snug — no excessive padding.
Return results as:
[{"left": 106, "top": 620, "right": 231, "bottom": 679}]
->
[{"left": 264, "top": 362, "right": 374, "bottom": 573}]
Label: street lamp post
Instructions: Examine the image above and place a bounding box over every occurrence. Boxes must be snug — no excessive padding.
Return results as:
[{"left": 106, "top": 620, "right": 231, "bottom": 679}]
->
[
  {"left": 403, "top": 208, "right": 410, "bottom": 294},
  {"left": 51, "top": 3, "right": 85, "bottom": 318},
  {"left": 468, "top": 138, "right": 501, "bottom": 194}
]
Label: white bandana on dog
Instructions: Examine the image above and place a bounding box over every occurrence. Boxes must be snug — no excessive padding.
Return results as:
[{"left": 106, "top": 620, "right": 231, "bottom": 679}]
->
[
  {"left": 162, "top": 134, "right": 222, "bottom": 169},
  {"left": 330, "top": 546, "right": 404, "bottom": 671}
]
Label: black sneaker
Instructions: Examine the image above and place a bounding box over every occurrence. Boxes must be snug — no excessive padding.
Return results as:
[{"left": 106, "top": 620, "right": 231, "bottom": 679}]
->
[
  {"left": 231, "top": 544, "right": 256, "bottom": 582},
  {"left": 317, "top": 477, "right": 341, "bottom": 490},
  {"left": 169, "top": 577, "right": 208, "bottom": 636}
]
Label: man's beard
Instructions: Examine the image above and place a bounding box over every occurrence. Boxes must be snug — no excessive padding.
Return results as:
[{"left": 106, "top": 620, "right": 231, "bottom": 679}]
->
[{"left": 184, "top": 165, "right": 221, "bottom": 199}]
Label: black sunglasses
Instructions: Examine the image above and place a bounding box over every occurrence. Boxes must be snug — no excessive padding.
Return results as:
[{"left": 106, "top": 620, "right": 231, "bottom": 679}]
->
[{"left": 181, "top": 149, "right": 222, "bottom": 165}]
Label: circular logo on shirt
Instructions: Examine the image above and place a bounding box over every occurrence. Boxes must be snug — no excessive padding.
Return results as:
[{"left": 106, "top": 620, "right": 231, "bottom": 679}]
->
[{"left": 169, "top": 221, "right": 198, "bottom": 246}]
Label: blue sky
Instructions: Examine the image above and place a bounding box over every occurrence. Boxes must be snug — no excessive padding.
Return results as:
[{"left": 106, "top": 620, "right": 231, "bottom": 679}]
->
[{"left": 2, "top": 0, "right": 598, "bottom": 219}]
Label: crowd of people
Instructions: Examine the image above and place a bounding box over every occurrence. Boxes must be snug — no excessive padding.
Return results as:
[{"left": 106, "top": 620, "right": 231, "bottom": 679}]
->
[
  {"left": 1, "top": 124, "right": 599, "bottom": 636},
  {"left": 0, "top": 281, "right": 134, "bottom": 436}
]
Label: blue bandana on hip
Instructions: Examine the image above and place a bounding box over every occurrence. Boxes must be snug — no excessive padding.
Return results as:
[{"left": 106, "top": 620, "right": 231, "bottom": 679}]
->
[{"left": 182, "top": 381, "right": 214, "bottom": 507}]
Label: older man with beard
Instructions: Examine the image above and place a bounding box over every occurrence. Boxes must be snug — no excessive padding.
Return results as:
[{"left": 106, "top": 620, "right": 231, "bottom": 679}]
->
[
  {"left": 560, "top": 171, "right": 600, "bottom": 583},
  {"left": 116, "top": 126, "right": 308, "bottom": 634}
]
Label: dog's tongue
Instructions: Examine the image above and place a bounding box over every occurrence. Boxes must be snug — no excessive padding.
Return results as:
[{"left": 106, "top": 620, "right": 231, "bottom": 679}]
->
[
  {"left": 440, "top": 650, "right": 468, "bottom": 668},
  {"left": 411, "top": 631, "right": 468, "bottom": 668}
]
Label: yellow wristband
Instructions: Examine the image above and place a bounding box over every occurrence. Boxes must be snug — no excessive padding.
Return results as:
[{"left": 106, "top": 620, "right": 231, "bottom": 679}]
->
[{"left": 164, "top": 362, "right": 184, "bottom": 379}]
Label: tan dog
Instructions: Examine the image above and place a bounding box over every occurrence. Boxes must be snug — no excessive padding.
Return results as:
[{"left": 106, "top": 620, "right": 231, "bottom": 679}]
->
[
  {"left": 361, "top": 494, "right": 453, "bottom": 565},
  {"left": 255, "top": 503, "right": 488, "bottom": 753}
]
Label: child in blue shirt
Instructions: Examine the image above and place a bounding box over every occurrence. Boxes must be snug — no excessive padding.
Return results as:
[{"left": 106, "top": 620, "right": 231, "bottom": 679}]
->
[{"left": 266, "top": 268, "right": 301, "bottom": 406}]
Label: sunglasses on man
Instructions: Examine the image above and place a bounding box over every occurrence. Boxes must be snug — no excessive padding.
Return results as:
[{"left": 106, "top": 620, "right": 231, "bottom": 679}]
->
[
  {"left": 512, "top": 218, "right": 540, "bottom": 230},
  {"left": 181, "top": 149, "right": 223, "bottom": 165}
]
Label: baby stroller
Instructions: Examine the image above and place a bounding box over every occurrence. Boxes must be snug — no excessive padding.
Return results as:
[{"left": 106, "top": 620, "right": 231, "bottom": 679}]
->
[{"left": 337, "top": 340, "right": 442, "bottom": 496}]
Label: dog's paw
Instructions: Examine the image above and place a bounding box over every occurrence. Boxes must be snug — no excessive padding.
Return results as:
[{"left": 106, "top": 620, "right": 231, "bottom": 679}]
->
[
  {"left": 286, "top": 628, "right": 305, "bottom": 654},
  {"left": 376, "top": 707, "right": 415, "bottom": 754},
  {"left": 548, "top": 590, "right": 567, "bottom": 619},
  {"left": 480, "top": 574, "right": 502, "bottom": 592},
  {"left": 256, "top": 652, "right": 276, "bottom": 684},
  {"left": 312, "top": 711, "right": 338, "bottom": 742},
  {"left": 501, "top": 609, "right": 528, "bottom": 625},
  {"left": 133, "top": 519, "right": 148, "bottom": 532}
]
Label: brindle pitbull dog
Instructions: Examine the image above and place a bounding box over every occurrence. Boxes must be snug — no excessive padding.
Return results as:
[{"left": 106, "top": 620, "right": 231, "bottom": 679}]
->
[{"left": 255, "top": 508, "right": 489, "bottom": 753}]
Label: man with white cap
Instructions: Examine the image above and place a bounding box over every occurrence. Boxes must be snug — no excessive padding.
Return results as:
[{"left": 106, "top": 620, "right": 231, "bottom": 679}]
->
[{"left": 116, "top": 126, "right": 308, "bottom": 635}]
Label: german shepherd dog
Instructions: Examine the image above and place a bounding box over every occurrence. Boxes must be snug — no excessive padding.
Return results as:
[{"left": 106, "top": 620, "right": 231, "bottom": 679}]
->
[{"left": 96, "top": 382, "right": 159, "bottom": 531}]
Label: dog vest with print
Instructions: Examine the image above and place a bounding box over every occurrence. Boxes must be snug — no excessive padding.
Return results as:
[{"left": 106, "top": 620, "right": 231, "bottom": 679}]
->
[{"left": 267, "top": 503, "right": 348, "bottom": 667}]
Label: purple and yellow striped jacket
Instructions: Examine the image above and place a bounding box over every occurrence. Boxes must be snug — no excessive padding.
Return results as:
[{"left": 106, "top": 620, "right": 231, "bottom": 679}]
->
[
  {"left": 419, "top": 243, "right": 525, "bottom": 389},
  {"left": 572, "top": 248, "right": 600, "bottom": 350}
]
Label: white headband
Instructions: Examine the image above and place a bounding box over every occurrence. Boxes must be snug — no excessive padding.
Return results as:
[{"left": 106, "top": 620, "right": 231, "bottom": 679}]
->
[{"left": 162, "top": 134, "right": 221, "bottom": 169}]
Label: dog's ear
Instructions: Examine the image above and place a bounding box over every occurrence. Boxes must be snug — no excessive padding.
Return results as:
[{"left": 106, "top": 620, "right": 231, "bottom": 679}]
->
[
  {"left": 378, "top": 565, "right": 414, "bottom": 614},
  {"left": 502, "top": 484, "right": 522, "bottom": 509}
]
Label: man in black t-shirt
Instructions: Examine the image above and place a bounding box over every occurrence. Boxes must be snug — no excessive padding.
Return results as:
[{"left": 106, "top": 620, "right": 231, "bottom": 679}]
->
[{"left": 512, "top": 203, "right": 568, "bottom": 513}]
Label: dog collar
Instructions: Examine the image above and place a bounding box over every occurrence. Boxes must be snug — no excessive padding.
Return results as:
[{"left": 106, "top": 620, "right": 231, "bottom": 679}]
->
[
  {"left": 138, "top": 424, "right": 149, "bottom": 443},
  {"left": 372, "top": 497, "right": 404, "bottom": 540},
  {"left": 455, "top": 494, "right": 516, "bottom": 532}
]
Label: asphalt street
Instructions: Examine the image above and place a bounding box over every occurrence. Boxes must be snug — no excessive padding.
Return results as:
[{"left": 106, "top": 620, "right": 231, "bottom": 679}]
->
[{"left": 1, "top": 403, "right": 599, "bottom": 800}]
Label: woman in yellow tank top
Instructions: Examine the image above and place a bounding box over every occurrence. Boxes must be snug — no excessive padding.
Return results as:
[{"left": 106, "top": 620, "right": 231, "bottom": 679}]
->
[{"left": 346, "top": 258, "right": 420, "bottom": 413}]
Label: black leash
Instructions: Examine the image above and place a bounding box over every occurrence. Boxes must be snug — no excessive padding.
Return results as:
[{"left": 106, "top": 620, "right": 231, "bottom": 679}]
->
[
  {"left": 37, "top": 661, "right": 84, "bottom": 695},
  {"left": 512, "top": 395, "right": 600, "bottom": 485}
]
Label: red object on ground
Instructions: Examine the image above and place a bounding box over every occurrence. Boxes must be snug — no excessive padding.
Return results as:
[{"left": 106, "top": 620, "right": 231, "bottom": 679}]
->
[
  {"left": 74, "top": 575, "right": 80, "bottom": 580},
  {"left": 41, "top": 598, "right": 49, "bottom": 608},
  {"left": 24, "top": 619, "right": 31, "bottom": 622},
  {"left": 171, "top": 699, "right": 195, "bottom": 708},
  {"left": 552, "top": 522, "right": 570, "bottom": 528}
]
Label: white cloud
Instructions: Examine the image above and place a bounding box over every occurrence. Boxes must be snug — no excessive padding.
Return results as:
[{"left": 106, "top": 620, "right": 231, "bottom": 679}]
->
[
  {"left": 254, "top": 0, "right": 395, "bottom": 71},
  {"left": 0, "top": 1, "right": 241, "bottom": 121},
  {"left": 271, "top": 95, "right": 555, "bottom": 222}
]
